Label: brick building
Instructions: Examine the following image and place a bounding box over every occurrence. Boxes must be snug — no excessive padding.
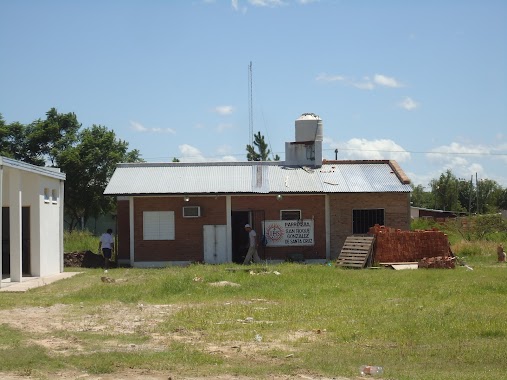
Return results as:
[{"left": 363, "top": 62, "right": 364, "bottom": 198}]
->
[{"left": 104, "top": 114, "right": 412, "bottom": 267}]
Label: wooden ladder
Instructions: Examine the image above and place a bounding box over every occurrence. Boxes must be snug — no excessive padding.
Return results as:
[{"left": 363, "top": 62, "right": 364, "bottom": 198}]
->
[{"left": 336, "top": 235, "right": 375, "bottom": 268}]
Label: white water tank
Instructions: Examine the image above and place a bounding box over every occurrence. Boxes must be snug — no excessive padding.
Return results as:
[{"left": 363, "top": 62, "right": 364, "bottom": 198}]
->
[{"left": 295, "top": 113, "right": 323, "bottom": 142}]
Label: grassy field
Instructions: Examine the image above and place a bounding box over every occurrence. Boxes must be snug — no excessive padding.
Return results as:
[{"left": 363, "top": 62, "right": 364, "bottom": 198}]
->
[{"left": 1, "top": 251, "right": 506, "bottom": 379}]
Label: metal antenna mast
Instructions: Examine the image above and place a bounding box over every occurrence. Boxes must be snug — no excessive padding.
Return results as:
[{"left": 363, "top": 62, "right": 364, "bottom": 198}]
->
[{"left": 248, "top": 61, "right": 253, "bottom": 147}]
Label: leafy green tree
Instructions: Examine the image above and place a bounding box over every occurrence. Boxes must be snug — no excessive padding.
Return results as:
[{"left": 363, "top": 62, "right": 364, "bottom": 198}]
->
[
  {"left": 24, "top": 108, "right": 80, "bottom": 165},
  {"left": 1, "top": 109, "right": 141, "bottom": 231},
  {"left": 496, "top": 187, "right": 507, "bottom": 210},
  {"left": 430, "top": 170, "right": 462, "bottom": 211},
  {"left": 172, "top": 157, "right": 180, "bottom": 162},
  {"left": 246, "top": 131, "right": 280, "bottom": 161},
  {"left": 0, "top": 115, "right": 28, "bottom": 160},
  {"left": 57, "top": 124, "right": 141, "bottom": 230},
  {"left": 410, "top": 184, "right": 433, "bottom": 209},
  {"left": 457, "top": 178, "right": 475, "bottom": 214},
  {"left": 476, "top": 178, "right": 500, "bottom": 214}
]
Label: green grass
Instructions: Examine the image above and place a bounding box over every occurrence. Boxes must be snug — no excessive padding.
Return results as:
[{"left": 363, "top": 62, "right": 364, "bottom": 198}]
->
[
  {"left": 64, "top": 230, "right": 100, "bottom": 252},
  {"left": 10, "top": 226, "right": 507, "bottom": 378},
  {"left": 1, "top": 257, "right": 507, "bottom": 379}
]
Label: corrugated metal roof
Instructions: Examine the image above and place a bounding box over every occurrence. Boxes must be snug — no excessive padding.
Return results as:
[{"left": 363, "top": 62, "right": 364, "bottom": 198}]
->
[{"left": 104, "top": 161, "right": 412, "bottom": 196}]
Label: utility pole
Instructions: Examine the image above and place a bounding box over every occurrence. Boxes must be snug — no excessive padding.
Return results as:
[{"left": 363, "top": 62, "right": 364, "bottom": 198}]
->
[
  {"left": 476, "top": 173, "right": 479, "bottom": 214},
  {"left": 468, "top": 175, "right": 472, "bottom": 215},
  {"left": 248, "top": 61, "right": 253, "bottom": 148}
]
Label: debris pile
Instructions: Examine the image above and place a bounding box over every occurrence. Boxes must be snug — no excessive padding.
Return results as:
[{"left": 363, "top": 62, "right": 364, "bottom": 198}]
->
[
  {"left": 369, "top": 225, "right": 450, "bottom": 263},
  {"left": 64, "top": 250, "right": 105, "bottom": 268},
  {"left": 418, "top": 256, "right": 456, "bottom": 269}
]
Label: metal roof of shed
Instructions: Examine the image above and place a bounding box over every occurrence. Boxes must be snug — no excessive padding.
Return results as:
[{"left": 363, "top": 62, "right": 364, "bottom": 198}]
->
[{"left": 104, "top": 160, "right": 411, "bottom": 196}]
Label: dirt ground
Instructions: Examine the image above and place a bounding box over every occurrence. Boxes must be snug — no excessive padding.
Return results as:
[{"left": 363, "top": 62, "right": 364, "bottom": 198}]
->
[{"left": 0, "top": 303, "right": 353, "bottom": 380}]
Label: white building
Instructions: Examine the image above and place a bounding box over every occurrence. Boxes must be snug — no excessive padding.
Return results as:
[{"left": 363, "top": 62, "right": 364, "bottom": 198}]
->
[{"left": 0, "top": 157, "right": 65, "bottom": 288}]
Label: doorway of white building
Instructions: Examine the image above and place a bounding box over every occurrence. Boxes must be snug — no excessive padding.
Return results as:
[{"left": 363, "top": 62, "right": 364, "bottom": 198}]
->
[{"left": 1, "top": 207, "right": 31, "bottom": 275}]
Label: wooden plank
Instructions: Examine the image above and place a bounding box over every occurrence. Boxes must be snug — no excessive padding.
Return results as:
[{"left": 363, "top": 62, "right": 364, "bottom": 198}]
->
[{"left": 336, "top": 235, "right": 375, "bottom": 268}]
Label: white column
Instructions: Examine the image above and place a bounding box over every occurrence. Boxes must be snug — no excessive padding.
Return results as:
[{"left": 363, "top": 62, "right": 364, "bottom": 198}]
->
[
  {"left": 59, "top": 179, "right": 65, "bottom": 273},
  {"left": 9, "top": 169, "right": 22, "bottom": 282}
]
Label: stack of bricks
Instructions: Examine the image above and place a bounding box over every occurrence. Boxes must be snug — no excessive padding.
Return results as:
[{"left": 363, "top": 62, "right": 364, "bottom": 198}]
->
[
  {"left": 418, "top": 256, "right": 456, "bottom": 269},
  {"left": 369, "top": 225, "right": 450, "bottom": 263}
]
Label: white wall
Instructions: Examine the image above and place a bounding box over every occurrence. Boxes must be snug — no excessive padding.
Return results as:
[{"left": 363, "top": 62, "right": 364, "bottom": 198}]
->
[
  {"left": 1, "top": 166, "right": 64, "bottom": 278},
  {"left": 37, "top": 175, "right": 63, "bottom": 276}
]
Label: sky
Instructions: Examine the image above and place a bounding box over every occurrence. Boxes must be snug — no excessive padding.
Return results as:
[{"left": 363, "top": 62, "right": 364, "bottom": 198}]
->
[{"left": 1, "top": 0, "right": 506, "bottom": 189}]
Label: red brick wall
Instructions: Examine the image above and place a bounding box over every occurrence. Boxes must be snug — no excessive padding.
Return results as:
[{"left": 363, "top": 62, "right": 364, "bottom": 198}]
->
[
  {"left": 329, "top": 193, "right": 410, "bottom": 260},
  {"left": 116, "top": 192, "right": 410, "bottom": 263},
  {"left": 232, "top": 194, "right": 326, "bottom": 260},
  {"left": 370, "top": 225, "right": 450, "bottom": 262},
  {"left": 133, "top": 196, "right": 227, "bottom": 262}
]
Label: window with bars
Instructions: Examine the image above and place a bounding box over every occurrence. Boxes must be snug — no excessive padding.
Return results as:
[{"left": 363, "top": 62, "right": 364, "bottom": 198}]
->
[
  {"left": 352, "top": 209, "right": 385, "bottom": 234},
  {"left": 280, "top": 209, "right": 302, "bottom": 220}
]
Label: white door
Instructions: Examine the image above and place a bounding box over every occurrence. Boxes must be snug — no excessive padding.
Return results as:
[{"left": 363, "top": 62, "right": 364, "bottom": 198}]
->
[{"left": 203, "top": 225, "right": 228, "bottom": 264}]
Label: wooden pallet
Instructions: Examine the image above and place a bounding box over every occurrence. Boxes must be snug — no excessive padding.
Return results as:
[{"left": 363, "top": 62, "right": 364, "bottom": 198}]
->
[{"left": 336, "top": 235, "right": 375, "bottom": 268}]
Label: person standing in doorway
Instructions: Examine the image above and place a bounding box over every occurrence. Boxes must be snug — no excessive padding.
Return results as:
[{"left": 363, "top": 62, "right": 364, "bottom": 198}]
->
[
  {"left": 243, "top": 224, "right": 261, "bottom": 265},
  {"left": 99, "top": 228, "right": 114, "bottom": 272}
]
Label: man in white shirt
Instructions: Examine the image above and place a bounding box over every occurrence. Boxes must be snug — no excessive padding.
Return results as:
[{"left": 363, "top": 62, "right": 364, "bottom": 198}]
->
[
  {"left": 243, "top": 224, "right": 261, "bottom": 265},
  {"left": 98, "top": 228, "right": 115, "bottom": 272}
]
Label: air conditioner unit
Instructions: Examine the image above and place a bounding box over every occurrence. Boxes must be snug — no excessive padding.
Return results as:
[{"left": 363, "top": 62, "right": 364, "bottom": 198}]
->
[{"left": 183, "top": 206, "right": 201, "bottom": 218}]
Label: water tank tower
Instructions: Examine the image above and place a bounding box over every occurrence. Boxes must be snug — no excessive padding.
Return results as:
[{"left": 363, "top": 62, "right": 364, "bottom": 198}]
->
[
  {"left": 285, "top": 113, "right": 323, "bottom": 167},
  {"left": 295, "top": 113, "right": 323, "bottom": 142}
]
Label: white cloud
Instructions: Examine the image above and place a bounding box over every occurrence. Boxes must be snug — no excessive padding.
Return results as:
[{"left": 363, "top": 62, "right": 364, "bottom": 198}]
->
[
  {"left": 325, "top": 136, "right": 410, "bottom": 162},
  {"left": 344, "top": 138, "right": 411, "bottom": 162},
  {"left": 427, "top": 142, "right": 490, "bottom": 162},
  {"left": 231, "top": 0, "right": 248, "bottom": 13},
  {"left": 248, "top": 0, "right": 286, "bottom": 7},
  {"left": 398, "top": 97, "right": 419, "bottom": 110},
  {"left": 221, "top": 155, "right": 239, "bottom": 162},
  {"left": 374, "top": 74, "right": 403, "bottom": 88},
  {"left": 130, "top": 121, "right": 147, "bottom": 132},
  {"left": 425, "top": 142, "right": 494, "bottom": 181},
  {"left": 177, "top": 144, "right": 239, "bottom": 163},
  {"left": 352, "top": 81, "right": 375, "bottom": 90},
  {"left": 213, "top": 105, "right": 234, "bottom": 115},
  {"left": 320, "top": 73, "right": 403, "bottom": 91},
  {"left": 130, "top": 121, "right": 175, "bottom": 134},
  {"left": 178, "top": 144, "right": 206, "bottom": 162},
  {"left": 298, "top": 0, "right": 318, "bottom": 3},
  {"left": 315, "top": 73, "right": 345, "bottom": 82}
]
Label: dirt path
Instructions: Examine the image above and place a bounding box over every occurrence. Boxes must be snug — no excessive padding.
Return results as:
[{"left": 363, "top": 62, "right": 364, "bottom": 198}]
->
[{"left": 0, "top": 303, "right": 353, "bottom": 380}]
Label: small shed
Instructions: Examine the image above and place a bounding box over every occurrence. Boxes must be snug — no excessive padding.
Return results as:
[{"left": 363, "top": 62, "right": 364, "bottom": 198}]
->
[{"left": 0, "top": 157, "right": 66, "bottom": 288}]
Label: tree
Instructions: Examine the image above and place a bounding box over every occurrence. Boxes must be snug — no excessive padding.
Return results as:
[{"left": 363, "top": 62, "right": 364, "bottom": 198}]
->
[
  {"left": 410, "top": 184, "right": 433, "bottom": 209},
  {"left": 1, "top": 108, "right": 142, "bottom": 230},
  {"left": 172, "top": 157, "right": 180, "bottom": 162},
  {"left": 24, "top": 108, "right": 80, "bottom": 165},
  {"left": 429, "top": 170, "right": 462, "bottom": 211},
  {"left": 476, "top": 178, "right": 500, "bottom": 214},
  {"left": 246, "top": 131, "right": 280, "bottom": 161},
  {"left": 0, "top": 115, "right": 28, "bottom": 160},
  {"left": 57, "top": 124, "right": 141, "bottom": 230}
]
